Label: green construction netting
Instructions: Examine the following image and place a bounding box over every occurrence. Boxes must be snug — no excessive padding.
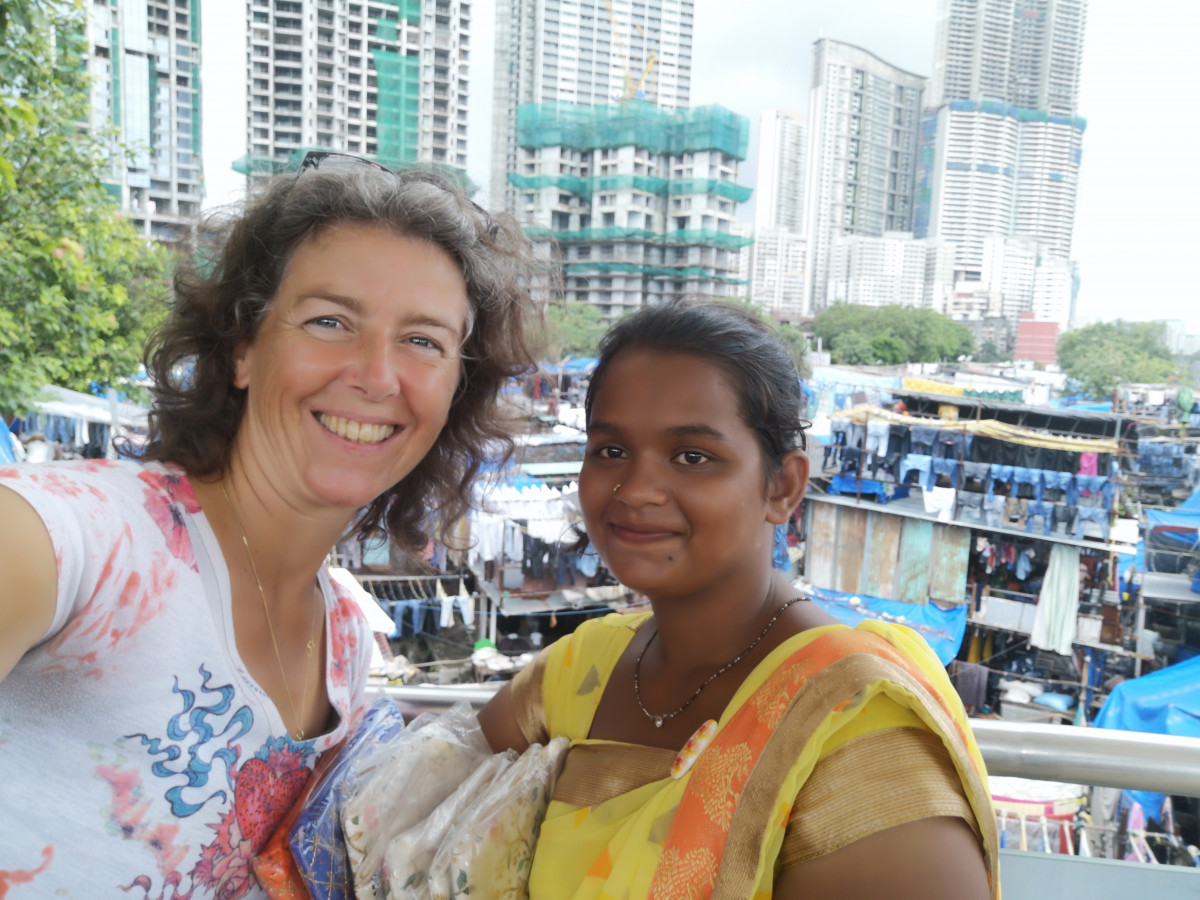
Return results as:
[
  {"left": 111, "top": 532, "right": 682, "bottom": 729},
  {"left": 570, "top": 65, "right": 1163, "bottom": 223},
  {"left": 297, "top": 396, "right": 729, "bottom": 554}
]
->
[
  {"left": 516, "top": 100, "right": 749, "bottom": 160},
  {"left": 564, "top": 261, "right": 747, "bottom": 284},
  {"left": 508, "top": 173, "right": 752, "bottom": 204},
  {"left": 377, "top": 0, "right": 421, "bottom": 18},
  {"left": 375, "top": 18, "right": 398, "bottom": 41},
  {"left": 373, "top": 49, "right": 420, "bottom": 165},
  {"left": 525, "top": 225, "right": 752, "bottom": 250}
]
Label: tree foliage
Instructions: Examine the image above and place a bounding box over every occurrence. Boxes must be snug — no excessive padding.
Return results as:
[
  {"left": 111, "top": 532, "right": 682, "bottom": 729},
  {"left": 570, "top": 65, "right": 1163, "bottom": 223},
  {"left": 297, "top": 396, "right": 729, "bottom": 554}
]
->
[
  {"left": 721, "top": 297, "right": 811, "bottom": 378},
  {"left": 1057, "top": 320, "right": 1179, "bottom": 400},
  {"left": 541, "top": 300, "right": 608, "bottom": 361},
  {"left": 0, "top": 0, "right": 172, "bottom": 418},
  {"left": 814, "top": 304, "right": 974, "bottom": 364}
]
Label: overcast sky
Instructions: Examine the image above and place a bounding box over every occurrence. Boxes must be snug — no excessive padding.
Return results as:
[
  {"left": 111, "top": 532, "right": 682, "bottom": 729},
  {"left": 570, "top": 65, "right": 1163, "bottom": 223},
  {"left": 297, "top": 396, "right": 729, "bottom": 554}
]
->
[{"left": 202, "top": 0, "right": 1200, "bottom": 332}]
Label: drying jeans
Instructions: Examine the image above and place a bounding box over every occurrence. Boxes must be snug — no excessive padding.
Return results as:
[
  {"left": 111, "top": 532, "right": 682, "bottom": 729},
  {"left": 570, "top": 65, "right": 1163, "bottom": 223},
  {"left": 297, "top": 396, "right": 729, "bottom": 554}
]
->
[
  {"left": 900, "top": 453, "right": 932, "bottom": 486},
  {"left": 931, "top": 457, "right": 960, "bottom": 489},
  {"left": 909, "top": 426, "right": 940, "bottom": 456},
  {"left": 1075, "top": 507, "right": 1110, "bottom": 540},
  {"left": 865, "top": 420, "right": 891, "bottom": 455},
  {"left": 1011, "top": 466, "right": 1042, "bottom": 500},
  {"left": 957, "top": 492, "right": 985, "bottom": 524},
  {"left": 983, "top": 495, "right": 1007, "bottom": 527},
  {"left": 961, "top": 461, "right": 991, "bottom": 493},
  {"left": 1053, "top": 504, "right": 1078, "bottom": 536},
  {"left": 988, "top": 465, "right": 1015, "bottom": 498},
  {"left": 1041, "top": 470, "right": 1075, "bottom": 503},
  {"left": 1025, "top": 500, "right": 1055, "bottom": 536},
  {"left": 1074, "top": 475, "right": 1114, "bottom": 509}
]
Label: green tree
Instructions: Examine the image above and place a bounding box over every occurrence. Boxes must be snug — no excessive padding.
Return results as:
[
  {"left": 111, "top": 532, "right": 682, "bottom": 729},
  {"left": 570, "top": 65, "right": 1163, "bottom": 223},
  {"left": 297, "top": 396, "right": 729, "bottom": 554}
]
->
[
  {"left": 0, "top": 0, "right": 172, "bottom": 418},
  {"left": 813, "top": 304, "right": 973, "bottom": 364},
  {"left": 831, "top": 330, "right": 875, "bottom": 365},
  {"left": 975, "top": 339, "right": 1009, "bottom": 363},
  {"left": 542, "top": 300, "right": 607, "bottom": 361},
  {"left": 720, "top": 297, "right": 811, "bottom": 377},
  {"left": 1057, "top": 320, "right": 1178, "bottom": 400}
]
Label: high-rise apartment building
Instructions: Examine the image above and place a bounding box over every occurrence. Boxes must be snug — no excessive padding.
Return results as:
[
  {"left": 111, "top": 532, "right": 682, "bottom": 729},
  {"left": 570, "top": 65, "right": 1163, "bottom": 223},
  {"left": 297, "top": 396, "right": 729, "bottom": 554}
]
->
[
  {"left": 242, "top": 0, "right": 469, "bottom": 176},
  {"left": 754, "top": 109, "right": 806, "bottom": 234},
  {"left": 917, "top": 0, "right": 1087, "bottom": 288},
  {"left": 87, "top": 0, "right": 203, "bottom": 242},
  {"left": 927, "top": 0, "right": 1086, "bottom": 112},
  {"left": 750, "top": 230, "right": 806, "bottom": 320},
  {"left": 750, "top": 109, "right": 806, "bottom": 320},
  {"left": 511, "top": 101, "right": 751, "bottom": 318},
  {"left": 827, "top": 232, "right": 952, "bottom": 311},
  {"left": 490, "top": 0, "right": 694, "bottom": 214},
  {"left": 802, "top": 39, "right": 925, "bottom": 314}
]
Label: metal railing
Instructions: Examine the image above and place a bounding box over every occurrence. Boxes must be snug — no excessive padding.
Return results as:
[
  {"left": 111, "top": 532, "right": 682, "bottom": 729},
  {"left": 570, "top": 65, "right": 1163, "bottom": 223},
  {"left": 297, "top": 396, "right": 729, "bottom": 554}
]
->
[{"left": 366, "top": 682, "right": 1200, "bottom": 799}]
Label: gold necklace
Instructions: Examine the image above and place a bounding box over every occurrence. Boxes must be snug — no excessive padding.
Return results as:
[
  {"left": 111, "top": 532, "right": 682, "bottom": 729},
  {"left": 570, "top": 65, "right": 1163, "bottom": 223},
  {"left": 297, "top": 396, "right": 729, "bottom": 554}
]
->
[
  {"left": 220, "top": 480, "right": 320, "bottom": 741},
  {"left": 634, "top": 595, "right": 805, "bottom": 728}
]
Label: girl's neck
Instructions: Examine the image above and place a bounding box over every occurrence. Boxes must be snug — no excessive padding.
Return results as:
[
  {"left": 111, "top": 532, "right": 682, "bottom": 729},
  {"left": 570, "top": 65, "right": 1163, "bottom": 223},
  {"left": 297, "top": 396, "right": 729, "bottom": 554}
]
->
[{"left": 645, "top": 570, "right": 793, "bottom": 670}]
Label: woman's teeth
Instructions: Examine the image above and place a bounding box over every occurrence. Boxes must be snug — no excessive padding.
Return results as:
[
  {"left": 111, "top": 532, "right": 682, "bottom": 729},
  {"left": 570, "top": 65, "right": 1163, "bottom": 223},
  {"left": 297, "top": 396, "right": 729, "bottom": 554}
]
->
[{"left": 318, "top": 414, "right": 396, "bottom": 444}]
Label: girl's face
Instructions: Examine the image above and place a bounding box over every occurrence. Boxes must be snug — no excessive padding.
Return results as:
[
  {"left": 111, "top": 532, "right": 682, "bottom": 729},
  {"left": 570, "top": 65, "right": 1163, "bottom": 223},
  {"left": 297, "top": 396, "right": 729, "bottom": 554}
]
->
[{"left": 580, "top": 349, "right": 801, "bottom": 602}]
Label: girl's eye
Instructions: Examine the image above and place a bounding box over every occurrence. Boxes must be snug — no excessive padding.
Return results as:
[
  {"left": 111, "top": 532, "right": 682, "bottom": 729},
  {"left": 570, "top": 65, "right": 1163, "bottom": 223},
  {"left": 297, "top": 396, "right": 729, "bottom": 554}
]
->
[
  {"left": 593, "top": 445, "right": 625, "bottom": 460},
  {"left": 675, "top": 450, "right": 709, "bottom": 466}
]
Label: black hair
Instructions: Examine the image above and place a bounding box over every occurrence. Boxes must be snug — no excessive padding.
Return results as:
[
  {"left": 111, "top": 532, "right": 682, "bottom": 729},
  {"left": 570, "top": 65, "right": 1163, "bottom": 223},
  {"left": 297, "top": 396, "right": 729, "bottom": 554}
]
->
[{"left": 584, "top": 301, "right": 809, "bottom": 477}]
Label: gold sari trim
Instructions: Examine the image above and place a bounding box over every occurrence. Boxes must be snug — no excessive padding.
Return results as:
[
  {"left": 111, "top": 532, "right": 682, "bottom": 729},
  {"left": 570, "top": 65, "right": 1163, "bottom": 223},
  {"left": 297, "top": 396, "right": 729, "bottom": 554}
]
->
[
  {"left": 779, "top": 726, "right": 977, "bottom": 867},
  {"left": 709, "top": 653, "right": 999, "bottom": 899},
  {"left": 511, "top": 647, "right": 550, "bottom": 746},
  {"left": 552, "top": 743, "right": 675, "bottom": 807}
]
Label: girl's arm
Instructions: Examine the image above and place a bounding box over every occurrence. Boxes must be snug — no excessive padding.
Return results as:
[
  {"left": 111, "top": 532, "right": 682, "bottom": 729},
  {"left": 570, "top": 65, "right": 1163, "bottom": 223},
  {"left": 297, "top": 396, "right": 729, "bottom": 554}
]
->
[
  {"left": 477, "top": 682, "right": 533, "bottom": 754},
  {"left": 774, "top": 815, "right": 991, "bottom": 899},
  {"left": 0, "top": 486, "right": 58, "bottom": 682}
]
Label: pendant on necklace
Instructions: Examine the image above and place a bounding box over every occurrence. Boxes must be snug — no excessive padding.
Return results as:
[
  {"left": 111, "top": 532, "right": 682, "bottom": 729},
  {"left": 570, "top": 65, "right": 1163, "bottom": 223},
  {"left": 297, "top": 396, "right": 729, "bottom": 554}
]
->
[
  {"left": 307, "top": 638, "right": 316, "bottom": 655},
  {"left": 653, "top": 715, "right": 664, "bottom": 728}
]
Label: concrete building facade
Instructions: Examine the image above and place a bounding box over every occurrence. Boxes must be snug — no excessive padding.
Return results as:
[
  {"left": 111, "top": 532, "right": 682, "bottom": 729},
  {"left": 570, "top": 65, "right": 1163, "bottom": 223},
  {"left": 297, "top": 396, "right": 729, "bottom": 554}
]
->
[
  {"left": 826, "top": 231, "right": 953, "bottom": 311},
  {"left": 918, "top": 0, "right": 1088, "bottom": 299},
  {"left": 490, "top": 0, "right": 695, "bottom": 214},
  {"left": 802, "top": 39, "right": 926, "bottom": 314},
  {"left": 242, "top": 0, "right": 469, "bottom": 177},
  {"left": 87, "top": 0, "right": 203, "bottom": 242},
  {"left": 754, "top": 108, "right": 806, "bottom": 234},
  {"left": 511, "top": 101, "right": 751, "bottom": 319}
]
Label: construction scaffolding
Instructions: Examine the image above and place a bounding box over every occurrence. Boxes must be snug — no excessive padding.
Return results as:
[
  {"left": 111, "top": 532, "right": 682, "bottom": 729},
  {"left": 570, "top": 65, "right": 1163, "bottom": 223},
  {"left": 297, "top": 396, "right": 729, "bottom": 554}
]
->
[
  {"left": 515, "top": 100, "right": 749, "bottom": 160},
  {"left": 508, "top": 173, "right": 753, "bottom": 204}
]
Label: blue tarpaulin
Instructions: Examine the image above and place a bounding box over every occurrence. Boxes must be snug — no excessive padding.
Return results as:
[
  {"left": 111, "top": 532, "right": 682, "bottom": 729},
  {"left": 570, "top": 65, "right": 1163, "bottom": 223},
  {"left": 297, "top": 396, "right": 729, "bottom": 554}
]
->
[
  {"left": 805, "top": 585, "right": 967, "bottom": 665},
  {"left": 1094, "top": 654, "right": 1200, "bottom": 740},
  {"left": 1093, "top": 654, "right": 1200, "bottom": 818}
]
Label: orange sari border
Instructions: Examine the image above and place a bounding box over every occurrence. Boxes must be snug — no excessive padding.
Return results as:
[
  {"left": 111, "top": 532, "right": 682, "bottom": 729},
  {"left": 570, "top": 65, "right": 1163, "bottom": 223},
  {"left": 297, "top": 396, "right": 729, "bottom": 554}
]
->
[{"left": 648, "top": 628, "right": 999, "bottom": 900}]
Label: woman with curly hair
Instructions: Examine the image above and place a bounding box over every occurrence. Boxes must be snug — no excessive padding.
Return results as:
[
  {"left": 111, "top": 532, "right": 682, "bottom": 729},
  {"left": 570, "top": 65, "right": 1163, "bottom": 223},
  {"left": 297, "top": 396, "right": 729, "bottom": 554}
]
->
[{"left": 0, "top": 155, "right": 540, "bottom": 898}]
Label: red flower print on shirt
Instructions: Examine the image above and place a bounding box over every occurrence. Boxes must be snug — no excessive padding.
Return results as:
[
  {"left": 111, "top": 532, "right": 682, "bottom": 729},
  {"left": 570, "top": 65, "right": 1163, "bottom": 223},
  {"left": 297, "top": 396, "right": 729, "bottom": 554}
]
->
[{"left": 139, "top": 471, "right": 198, "bottom": 570}]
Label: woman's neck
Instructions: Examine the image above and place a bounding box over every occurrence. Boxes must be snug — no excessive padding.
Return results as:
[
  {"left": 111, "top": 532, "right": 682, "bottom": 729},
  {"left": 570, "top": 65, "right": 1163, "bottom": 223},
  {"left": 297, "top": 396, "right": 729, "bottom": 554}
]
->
[{"left": 645, "top": 570, "right": 794, "bottom": 671}]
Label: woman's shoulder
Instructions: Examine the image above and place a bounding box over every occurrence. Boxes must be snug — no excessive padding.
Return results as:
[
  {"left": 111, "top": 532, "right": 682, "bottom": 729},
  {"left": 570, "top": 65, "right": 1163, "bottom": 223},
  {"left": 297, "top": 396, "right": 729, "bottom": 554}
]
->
[{"left": 548, "top": 610, "right": 650, "bottom": 661}]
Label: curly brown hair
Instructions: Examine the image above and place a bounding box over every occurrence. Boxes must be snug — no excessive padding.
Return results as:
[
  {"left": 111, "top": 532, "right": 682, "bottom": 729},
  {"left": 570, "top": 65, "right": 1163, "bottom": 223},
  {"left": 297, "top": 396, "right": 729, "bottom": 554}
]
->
[{"left": 139, "top": 164, "right": 542, "bottom": 551}]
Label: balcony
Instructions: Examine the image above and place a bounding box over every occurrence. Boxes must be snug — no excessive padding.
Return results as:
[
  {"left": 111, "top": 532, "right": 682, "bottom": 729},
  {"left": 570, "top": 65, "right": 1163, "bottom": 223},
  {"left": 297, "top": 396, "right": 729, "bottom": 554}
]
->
[{"left": 366, "top": 681, "right": 1200, "bottom": 898}]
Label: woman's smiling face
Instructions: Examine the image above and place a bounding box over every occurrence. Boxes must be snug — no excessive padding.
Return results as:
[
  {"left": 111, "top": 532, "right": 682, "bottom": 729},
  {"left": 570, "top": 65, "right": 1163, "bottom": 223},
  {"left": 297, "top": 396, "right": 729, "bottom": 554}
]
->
[
  {"left": 579, "top": 349, "right": 784, "bottom": 601},
  {"left": 231, "top": 222, "right": 468, "bottom": 512}
]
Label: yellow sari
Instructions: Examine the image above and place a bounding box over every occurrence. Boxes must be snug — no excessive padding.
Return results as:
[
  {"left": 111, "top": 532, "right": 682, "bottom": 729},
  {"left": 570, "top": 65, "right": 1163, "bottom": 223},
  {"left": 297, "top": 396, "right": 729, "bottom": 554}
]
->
[{"left": 511, "top": 613, "right": 999, "bottom": 899}]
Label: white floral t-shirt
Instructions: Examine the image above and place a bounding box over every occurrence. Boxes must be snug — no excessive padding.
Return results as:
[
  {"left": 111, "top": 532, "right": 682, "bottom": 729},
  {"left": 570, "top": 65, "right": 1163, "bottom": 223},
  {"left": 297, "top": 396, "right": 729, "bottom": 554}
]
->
[{"left": 0, "top": 459, "right": 374, "bottom": 898}]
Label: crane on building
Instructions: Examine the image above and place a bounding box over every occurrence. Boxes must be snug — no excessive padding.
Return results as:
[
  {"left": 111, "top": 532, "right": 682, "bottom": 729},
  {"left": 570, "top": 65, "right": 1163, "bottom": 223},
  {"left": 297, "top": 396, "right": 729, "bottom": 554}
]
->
[{"left": 604, "top": 0, "right": 659, "bottom": 102}]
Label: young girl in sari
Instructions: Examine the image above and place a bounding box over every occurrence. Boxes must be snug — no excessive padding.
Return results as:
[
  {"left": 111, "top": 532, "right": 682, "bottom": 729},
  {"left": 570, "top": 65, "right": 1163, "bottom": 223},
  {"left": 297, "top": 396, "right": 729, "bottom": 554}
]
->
[{"left": 480, "top": 301, "right": 998, "bottom": 898}]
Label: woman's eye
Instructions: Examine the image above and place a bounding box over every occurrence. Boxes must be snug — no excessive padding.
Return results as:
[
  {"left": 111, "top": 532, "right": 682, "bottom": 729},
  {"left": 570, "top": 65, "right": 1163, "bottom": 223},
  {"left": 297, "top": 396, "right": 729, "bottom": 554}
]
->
[
  {"left": 675, "top": 450, "right": 709, "bottom": 466},
  {"left": 406, "top": 335, "right": 448, "bottom": 355},
  {"left": 594, "top": 445, "right": 625, "bottom": 460},
  {"left": 307, "top": 315, "right": 344, "bottom": 330}
]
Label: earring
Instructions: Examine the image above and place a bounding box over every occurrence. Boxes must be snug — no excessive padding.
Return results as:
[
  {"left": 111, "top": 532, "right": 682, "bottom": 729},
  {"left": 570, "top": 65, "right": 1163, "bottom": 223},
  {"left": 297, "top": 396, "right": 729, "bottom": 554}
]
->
[{"left": 612, "top": 483, "right": 623, "bottom": 497}]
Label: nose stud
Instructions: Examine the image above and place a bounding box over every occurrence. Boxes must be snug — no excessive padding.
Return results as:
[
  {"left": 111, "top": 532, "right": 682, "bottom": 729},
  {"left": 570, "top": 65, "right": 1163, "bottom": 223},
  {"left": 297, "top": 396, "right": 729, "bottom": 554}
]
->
[{"left": 612, "top": 483, "right": 622, "bottom": 497}]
